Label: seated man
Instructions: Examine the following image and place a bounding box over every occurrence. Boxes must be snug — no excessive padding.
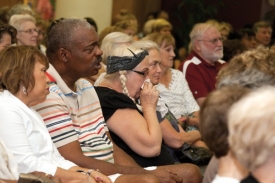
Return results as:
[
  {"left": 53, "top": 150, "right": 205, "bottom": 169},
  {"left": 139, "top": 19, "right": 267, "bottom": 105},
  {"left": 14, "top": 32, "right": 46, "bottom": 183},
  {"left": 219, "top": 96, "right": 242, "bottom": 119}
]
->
[
  {"left": 178, "top": 23, "right": 225, "bottom": 107},
  {"left": 252, "top": 21, "right": 272, "bottom": 47},
  {"left": 32, "top": 18, "right": 168, "bottom": 183}
]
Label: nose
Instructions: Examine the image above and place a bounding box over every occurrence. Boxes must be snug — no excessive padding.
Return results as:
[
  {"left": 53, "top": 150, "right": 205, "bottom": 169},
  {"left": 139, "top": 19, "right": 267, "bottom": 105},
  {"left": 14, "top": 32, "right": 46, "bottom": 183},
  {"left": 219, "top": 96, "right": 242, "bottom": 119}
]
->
[
  {"left": 96, "top": 47, "right": 103, "bottom": 56},
  {"left": 157, "top": 63, "right": 162, "bottom": 73}
]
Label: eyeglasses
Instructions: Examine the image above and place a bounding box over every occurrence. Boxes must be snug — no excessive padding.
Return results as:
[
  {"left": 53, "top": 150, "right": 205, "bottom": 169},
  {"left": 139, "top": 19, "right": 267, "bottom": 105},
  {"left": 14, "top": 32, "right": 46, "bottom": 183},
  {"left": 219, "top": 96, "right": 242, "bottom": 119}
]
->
[
  {"left": 131, "top": 69, "right": 148, "bottom": 77},
  {"left": 18, "top": 28, "right": 38, "bottom": 35},
  {"left": 198, "top": 37, "right": 223, "bottom": 45}
]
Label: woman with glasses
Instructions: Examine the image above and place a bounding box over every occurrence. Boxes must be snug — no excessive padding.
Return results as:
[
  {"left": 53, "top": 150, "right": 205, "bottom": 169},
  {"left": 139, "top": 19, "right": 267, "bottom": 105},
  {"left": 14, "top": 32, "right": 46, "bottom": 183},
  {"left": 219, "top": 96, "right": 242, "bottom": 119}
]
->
[
  {"left": 95, "top": 44, "right": 202, "bottom": 183},
  {"left": 0, "top": 23, "right": 17, "bottom": 51},
  {"left": 95, "top": 45, "right": 167, "bottom": 166},
  {"left": 143, "top": 33, "right": 203, "bottom": 135},
  {"left": 9, "top": 14, "right": 38, "bottom": 47}
]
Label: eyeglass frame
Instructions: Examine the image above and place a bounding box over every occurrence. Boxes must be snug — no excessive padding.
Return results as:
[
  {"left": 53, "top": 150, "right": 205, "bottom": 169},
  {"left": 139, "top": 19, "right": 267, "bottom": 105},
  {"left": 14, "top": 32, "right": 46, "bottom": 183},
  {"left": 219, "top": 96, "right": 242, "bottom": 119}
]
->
[
  {"left": 131, "top": 69, "right": 148, "bottom": 77},
  {"left": 197, "top": 37, "right": 224, "bottom": 45},
  {"left": 18, "top": 28, "right": 38, "bottom": 35}
]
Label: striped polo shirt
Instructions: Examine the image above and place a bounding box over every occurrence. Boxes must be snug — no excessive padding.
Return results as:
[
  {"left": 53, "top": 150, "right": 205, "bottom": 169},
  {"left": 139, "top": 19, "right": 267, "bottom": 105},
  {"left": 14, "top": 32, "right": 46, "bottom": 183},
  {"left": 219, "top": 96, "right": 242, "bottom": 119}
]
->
[{"left": 32, "top": 64, "right": 114, "bottom": 163}]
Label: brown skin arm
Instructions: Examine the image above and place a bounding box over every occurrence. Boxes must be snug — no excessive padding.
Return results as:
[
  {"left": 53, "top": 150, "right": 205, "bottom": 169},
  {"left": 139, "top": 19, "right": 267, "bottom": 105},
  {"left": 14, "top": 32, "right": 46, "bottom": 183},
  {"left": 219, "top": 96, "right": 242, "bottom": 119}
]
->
[
  {"left": 57, "top": 140, "right": 150, "bottom": 175},
  {"left": 106, "top": 131, "right": 140, "bottom": 167}
]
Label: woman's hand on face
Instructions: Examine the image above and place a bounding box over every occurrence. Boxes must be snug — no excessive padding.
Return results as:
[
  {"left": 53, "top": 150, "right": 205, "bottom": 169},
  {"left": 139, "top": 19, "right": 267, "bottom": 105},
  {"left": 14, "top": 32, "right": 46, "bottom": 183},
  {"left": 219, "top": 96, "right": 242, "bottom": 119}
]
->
[{"left": 140, "top": 81, "right": 159, "bottom": 108}]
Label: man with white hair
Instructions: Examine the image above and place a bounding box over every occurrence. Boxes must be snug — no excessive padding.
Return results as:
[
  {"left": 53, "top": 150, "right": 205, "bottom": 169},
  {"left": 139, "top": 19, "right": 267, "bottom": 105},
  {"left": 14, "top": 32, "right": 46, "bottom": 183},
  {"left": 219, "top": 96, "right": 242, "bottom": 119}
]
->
[{"left": 178, "top": 23, "right": 225, "bottom": 107}]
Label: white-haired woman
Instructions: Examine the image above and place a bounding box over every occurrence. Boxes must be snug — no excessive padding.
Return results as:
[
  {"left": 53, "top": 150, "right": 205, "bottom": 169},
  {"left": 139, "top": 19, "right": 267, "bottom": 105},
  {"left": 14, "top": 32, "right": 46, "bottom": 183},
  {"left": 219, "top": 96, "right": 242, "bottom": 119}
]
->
[
  {"left": 9, "top": 14, "right": 38, "bottom": 47},
  {"left": 228, "top": 86, "right": 275, "bottom": 183}
]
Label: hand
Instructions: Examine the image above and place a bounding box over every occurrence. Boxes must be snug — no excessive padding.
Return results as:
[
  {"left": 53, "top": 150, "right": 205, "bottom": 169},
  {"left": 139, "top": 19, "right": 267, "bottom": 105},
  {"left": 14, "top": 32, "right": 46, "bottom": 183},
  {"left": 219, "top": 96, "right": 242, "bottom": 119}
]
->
[
  {"left": 177, "top": 116, "right": 187, "bottom": 126},
  {"left": 140, "top": 82, "right": 159, "bottom": 108},
  {"left": 90, "top": 171, "right": 111, "bottom": 183},
  {"left": 150, "top": 168, "right": 182, "bottom": 183}
]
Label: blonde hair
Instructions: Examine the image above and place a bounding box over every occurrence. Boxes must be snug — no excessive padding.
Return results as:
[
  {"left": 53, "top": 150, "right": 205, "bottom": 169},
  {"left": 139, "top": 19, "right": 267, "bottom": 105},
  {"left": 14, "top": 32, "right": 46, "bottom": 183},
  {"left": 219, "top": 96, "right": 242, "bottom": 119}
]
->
[
  {"left": 228, "top": 86, "right": 275, "bottom": 171},
  {"left": 101, "top": 32, "right": 133, "bottom": 64},
  {"left": 152, "top": 18, "right": 172, "bottom": 33},
  {"left": 105, "top": 45, "right": 145, "bottom": 102}
]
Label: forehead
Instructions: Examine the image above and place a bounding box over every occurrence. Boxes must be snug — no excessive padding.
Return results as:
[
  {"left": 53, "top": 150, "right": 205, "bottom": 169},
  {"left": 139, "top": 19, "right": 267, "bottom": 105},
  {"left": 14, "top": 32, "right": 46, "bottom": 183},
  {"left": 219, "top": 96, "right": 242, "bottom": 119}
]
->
[
  {"left": 134, "top": 56, "right": 149, "bottom": 69},
  {"left": 73, "top": 28, "right": 98, "bottom": 46},
  {"left": 19, "top": 20, "right": 36, "bottom": 29},
  {"left": 203, "top": 26, "right": 220, "bottom": 38},
  {"left": 257, "top": 27, "right": 272, "bottom": 32},
  {"left": 148, "top": 49, "right": 161, "bottom": 63}
]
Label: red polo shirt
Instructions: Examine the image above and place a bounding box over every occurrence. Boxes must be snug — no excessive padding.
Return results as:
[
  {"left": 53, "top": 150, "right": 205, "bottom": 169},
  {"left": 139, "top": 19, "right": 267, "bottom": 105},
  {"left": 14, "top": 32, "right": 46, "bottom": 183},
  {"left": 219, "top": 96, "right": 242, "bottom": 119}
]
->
[{"left": 181, "top": 51, "right": 225, "bottom": 99}]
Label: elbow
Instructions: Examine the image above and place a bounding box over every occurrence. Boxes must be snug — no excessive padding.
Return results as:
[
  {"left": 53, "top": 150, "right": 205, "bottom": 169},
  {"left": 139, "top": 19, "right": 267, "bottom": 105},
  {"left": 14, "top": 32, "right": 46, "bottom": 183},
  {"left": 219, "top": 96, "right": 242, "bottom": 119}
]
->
[
  {"left": 135, "top": 143, "right": 161, "bottom": 157},
  {"left": 164, "top": 137, "right": 184, "bottom": 149}
]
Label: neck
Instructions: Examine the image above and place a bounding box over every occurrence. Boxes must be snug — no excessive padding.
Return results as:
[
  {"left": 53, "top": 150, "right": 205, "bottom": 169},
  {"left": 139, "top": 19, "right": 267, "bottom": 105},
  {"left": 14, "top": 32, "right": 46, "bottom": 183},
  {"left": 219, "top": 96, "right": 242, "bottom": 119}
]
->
[
  {"left": 252, "top": 156, "right": 275, "bottom": 183},
  {"left": 160, "top": 65, "right": 169, "bottom": 77},
  {"left": 15, "top": 90, "right": 30, "bottom": 107},
  {"left": 195, "top": 51, "right": 216, "bottom": 65},
  {"left": 217, "top": 152, "right": 248, "bottom": 180}
]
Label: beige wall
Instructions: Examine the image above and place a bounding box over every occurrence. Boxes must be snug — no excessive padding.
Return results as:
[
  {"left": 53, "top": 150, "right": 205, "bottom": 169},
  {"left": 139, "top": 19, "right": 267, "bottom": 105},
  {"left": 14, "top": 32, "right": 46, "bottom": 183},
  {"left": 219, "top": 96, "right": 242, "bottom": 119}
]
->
[{"left": 55, "top": 0, "right": 113, "bottom": 33}]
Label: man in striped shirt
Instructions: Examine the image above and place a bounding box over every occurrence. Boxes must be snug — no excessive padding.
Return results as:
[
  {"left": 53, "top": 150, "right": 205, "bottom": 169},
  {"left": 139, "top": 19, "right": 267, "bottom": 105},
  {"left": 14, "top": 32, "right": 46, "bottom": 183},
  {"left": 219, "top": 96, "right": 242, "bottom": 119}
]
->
[{"left": 32, "top": 18, "right": 188, "bottom": 183}]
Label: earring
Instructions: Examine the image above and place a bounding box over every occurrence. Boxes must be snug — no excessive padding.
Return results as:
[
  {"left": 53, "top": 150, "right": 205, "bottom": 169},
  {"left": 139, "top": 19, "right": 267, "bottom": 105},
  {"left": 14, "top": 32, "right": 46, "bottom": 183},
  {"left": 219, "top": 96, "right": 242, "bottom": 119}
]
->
[{"left": 22, "top": 86, "right": 27, "bottom": 94}]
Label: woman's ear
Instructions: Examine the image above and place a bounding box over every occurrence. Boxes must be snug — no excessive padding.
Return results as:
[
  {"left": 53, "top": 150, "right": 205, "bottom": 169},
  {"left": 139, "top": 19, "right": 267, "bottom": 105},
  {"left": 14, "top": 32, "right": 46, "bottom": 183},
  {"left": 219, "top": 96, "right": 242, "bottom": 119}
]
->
[{"left": 58, "top": 48, "right": 68, "bottom": 62}]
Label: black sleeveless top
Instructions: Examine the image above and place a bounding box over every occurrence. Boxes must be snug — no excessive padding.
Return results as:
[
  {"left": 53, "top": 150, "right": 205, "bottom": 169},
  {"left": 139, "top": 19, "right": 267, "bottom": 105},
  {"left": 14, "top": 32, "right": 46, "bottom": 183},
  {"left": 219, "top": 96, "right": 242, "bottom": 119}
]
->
[{"left": 95, "top": 86, "right": 174, "bottom": 167}]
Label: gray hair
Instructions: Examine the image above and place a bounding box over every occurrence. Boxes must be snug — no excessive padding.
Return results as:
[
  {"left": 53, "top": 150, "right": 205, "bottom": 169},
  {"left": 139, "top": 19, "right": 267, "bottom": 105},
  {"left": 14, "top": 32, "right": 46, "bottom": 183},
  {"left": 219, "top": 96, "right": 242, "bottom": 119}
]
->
[
  {"left": 8, "top": 4, "right": 34, "bottom": 18},
  {"left": 9, "top": 14, "right": 36, "bottom": 31},
  {"left": 189, "top": 23, "right": 214, "bottom": 49},
  {"left": 46, "top": 18, "right": 92, "bottom": 59},
  {"left": 217, "top": 69, "right": 275, "bottom": 89}
]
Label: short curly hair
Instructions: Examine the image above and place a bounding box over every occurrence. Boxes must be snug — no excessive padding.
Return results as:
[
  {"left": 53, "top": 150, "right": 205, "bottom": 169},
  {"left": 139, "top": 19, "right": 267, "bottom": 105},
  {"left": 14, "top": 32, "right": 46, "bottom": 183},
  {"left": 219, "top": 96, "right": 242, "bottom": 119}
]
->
[{"left": 217, "top": 46, "right": 275, "bottom": 84}]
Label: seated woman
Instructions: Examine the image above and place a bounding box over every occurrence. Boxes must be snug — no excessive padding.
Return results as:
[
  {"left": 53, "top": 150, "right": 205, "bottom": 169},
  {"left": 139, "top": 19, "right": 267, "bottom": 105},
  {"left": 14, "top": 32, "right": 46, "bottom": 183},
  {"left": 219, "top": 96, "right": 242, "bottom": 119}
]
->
[
  {"left": 131, "top": 40, "right": 208, "bottom": 162},
  {"left": 228, "top": 86, "right": 275, "bottom": 183},
  {"left": 95, "top": 45, "right": 202, "bottom": 183},
  {"left": 0, "top": 45, "right": 111, "bottom": 183},
  {"left": 9, "top": 14, "right": 38, "bottom": 47},
  {"left": 143, "top": 33, "right": 200, "bottom": 131},
  {"left": 0, "top": 23, "right": 17, "bottom": 51}
]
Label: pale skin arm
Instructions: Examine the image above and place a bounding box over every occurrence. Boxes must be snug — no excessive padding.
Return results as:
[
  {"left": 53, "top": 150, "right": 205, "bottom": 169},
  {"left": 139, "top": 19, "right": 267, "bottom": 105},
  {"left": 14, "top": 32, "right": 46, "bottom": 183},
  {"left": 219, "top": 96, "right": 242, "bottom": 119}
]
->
[
  {"left": 196, "top": 97, "right": 206, "bottom": 108},
  {"left": 160, "top": 118, "right": 201, "bottom": 148},
  {"left": 107, "top": 82, "right": 162, "bottom": 157}
]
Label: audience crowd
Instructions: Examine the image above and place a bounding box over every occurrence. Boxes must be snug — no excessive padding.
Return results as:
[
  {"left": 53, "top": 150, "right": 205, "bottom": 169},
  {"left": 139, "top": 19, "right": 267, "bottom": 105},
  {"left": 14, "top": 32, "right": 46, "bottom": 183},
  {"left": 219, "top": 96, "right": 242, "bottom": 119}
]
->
[{"left": 0, "top": 2, "right": 275, "bottom": 183}]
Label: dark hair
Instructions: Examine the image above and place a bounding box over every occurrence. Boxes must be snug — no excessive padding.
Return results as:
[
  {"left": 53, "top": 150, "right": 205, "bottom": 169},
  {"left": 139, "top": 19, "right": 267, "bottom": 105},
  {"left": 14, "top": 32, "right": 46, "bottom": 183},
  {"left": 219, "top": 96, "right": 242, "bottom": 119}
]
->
[
  {"left": 0, "top": 23, "right": 17, "bottom": 44},
  {"left": 222, "top": 39, "right": 246, "bottom": 62},
  {"left": 0, "top": 45, "right": 49, "bottom": 94},
  {"left": 84, "top": 17, "right": 98, "bottom": 32},
  {"left": 46, "top": 18, "right": 92, "bottom": 60},
  {"left": 231, "top": 28, "right": 256, "bottom": 40},
  {"left": 200, "top": 86, "right": 250, "bottom": 158}
]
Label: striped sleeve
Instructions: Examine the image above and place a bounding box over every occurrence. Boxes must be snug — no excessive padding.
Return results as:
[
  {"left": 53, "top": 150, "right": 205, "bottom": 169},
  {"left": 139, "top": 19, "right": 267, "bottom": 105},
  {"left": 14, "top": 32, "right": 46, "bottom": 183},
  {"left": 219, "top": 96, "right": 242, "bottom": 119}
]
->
[{"left": 33, "top": 86, "right": 78, "bottom": 148}]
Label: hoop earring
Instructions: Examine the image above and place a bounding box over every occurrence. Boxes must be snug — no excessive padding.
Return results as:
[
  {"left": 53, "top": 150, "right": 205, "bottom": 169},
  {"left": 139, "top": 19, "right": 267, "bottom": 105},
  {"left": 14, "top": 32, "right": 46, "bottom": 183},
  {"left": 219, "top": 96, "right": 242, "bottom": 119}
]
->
[{"left": 22, "top": 86, "right": 27, "bottom": 94}]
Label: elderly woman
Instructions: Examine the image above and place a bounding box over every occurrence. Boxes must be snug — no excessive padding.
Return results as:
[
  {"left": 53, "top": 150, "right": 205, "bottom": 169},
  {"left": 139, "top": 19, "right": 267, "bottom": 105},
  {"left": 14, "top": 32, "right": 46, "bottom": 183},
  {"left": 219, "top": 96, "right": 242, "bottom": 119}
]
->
[
  {"left": 131, "top": 40, "right": 207, "bottom": 162},
  {"left": 9, "top": 14, "right": 38, "bottom": 47},
  {"left": 0, "top": 45, "right": 111, "bottom": 183},
  {"left": 144, "top": 33, "right": 200, "bottom": 129},
  {"left": 0, "top": 23, "right": 17, "bottom": 51},
  {"left": 95, "top": 44, "right": 202, "bottom": 183},
  {"left": 228, "top": 86, "right": 275, "bottom": 183}
]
